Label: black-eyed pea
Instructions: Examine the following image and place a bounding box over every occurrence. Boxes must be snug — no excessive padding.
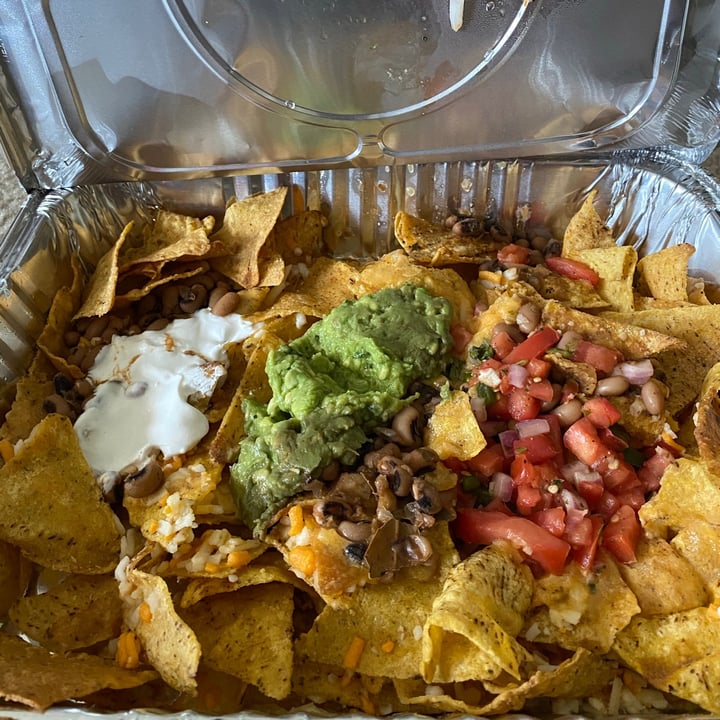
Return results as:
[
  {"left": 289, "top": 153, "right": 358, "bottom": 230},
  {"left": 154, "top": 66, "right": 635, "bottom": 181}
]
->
[
  {"left": 551, "top": 398, "right": 584, "bottom": 428},
  {"left": 596, "top": 376, "right": 630, "bottom": 397},
  {"left": 211, "top": 291, "right": 241, "bottom": 317}
]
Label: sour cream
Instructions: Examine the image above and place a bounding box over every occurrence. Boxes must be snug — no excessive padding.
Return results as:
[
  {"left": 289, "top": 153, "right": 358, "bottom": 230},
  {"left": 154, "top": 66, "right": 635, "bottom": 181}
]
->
[{"left": 74, "top": 308, "right": 255, "bottom": 473}]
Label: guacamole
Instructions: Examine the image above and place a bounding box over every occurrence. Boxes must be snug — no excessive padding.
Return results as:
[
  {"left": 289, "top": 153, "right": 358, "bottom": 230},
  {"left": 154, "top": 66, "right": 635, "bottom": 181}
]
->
[{"left": 230, "top": 283, "right": 454, "bottom": 535}]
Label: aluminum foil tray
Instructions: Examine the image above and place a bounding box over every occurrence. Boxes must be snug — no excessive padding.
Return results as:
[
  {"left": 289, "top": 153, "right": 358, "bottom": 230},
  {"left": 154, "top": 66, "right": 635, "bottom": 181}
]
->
[{"left": 0, "top": 151, "right": 719, "bottom": 718}]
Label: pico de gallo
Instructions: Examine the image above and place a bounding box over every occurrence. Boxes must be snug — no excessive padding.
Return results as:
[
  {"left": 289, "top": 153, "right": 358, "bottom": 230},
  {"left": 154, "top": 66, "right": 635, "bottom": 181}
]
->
[{"left": 448, "top": 293, "right": 678, "bottom": 577}]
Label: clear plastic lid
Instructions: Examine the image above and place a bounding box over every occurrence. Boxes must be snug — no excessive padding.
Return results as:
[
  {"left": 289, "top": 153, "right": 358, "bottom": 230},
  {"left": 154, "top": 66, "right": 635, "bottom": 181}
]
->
[{"left": 0, "top": 0, "right": 719, "bottom": 188}]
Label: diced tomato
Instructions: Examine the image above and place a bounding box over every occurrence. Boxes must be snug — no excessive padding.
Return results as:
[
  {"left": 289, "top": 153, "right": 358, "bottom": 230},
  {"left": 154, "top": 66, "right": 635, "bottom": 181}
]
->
[
  {"left": 466, "top": 443, "right": 507, "bottom": 477},
  {"left": 602, "top": 505, "right": 641, "bottom": 563},
  {"left": 515, "top": 483, "right": 544, "bottom": 515},
  {"left": 527, "top": 378, "right": 555, "bottom": 402},
  {"left": 526, "top": 357, "right": 552, "bottom": 379},
  {"left": 563, "top": 508, "right": 593, "bottom": 548},
  {"left": 487, "top": 392, "right": 511, "bottom": 420},
  {"left": 443, "top": 457, "right": 466, "bottom": 475},
  {"left": 514, "top": 433, "right": 560, "bottom": 465},
  {"left": 510, "top": 453, "right": 537, "bottom": 487},
  {"left": 491, "top": 331, "right": 516, "bottom": 360},
  {"left": 572, "top": 341, "right": 622, "bottom": 374},
  {"left": 560, "top": 379, "right": 580, "bottom": 403},
  {"left": 503, "top": 327, "right": 561, "bottom": 365},
  {"left": 614, "top": 487, "right": 646, "bottom": 512},
  {"left": 507, "top": 387, "right": 542, "bottom": 421},
  {"left": 594, "top": 489, "right": 621, "bottom": 521},
  {"left": 497, "top": 243, "right": 532, "bottom": 265},
  {"left": 532, "top": 506, "right": 566, "bottom": 537},
  {"left": 572, "top": 514, "right": 603, "bottom": 573},
  {"left": 599, "top": 427, "right": 629, "bottom": 452},
  {"left": 582, "top": 397, "right": 622, "bottom": 429},
  {"left": 575, "top": 478, "right": 605, "bottom": 508},
  {"left": 545, "top": 256, "right": 600, "bottom": 286},
  {"left": 450, "top": 324, "right": 473, "bottom": 354},
  {"left": 454, "top": 508, "right": 571, "bottom": 575},
  {"left": 563, "top": 417, "right": 613, "bottom": 467},
  {"left": 595, "top": 456, "right": 640, "bottom": 494},
  {"left": 638, "top": 446, "right": 674, "bottom": 493}
]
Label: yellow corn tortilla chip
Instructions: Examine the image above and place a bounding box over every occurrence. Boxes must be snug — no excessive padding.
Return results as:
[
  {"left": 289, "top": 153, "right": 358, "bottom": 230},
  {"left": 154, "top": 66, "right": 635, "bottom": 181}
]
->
[
  {"left": 297, "top": 255, "right": 361, "bottom": 311},
  {"left": 525, "top": 268, "right": 609, "bottom": 309},
  {"left": 0, "top": 538, "right": 31, "bottom": 615},
  {"left": 394, "top": 211, "right": 504, "bottom": 265},
  {"left": 694, "top": 361, "right": 720, "bottom": 476},
  {"left": 210, "top": 188, "right": 288, "bottom": 288},
  {"left": 0, "top": 349, "right": 56, "bottom": 444},
  {"left": 114, "top": 262, "right": 207, "bottom": 305},
  {"left": 578, "top": 245, "right": 637, "bottom": 312},
  {"left": 293, "top": 661, "right": 396, "bottom": 716},
  {"left": 124, "top": 564, "right": 201, "bottom": 694},
  {"left": 604, "top": 305, "right": 720, "bottom": 416},
  {"left": 424, "top": 390, "right": 487, "bottom": 461},
  {"left": 396, "top": 649, "right": 617, "bottom": 716},
  {"left": 179, "top": 551, "right": 315, "bottom": 608},
  {"left": 613, "top": 607, "right": 720, "bottom": 714},
  {"left": 542, "top": 300, "right": 686, "bottom": 360},
  {"left": 637, "top": 242, "right": 695, "bottom": 303},
  {"left": 37, "top": 254, "right": 86, "bottom": 379},
  {"left": 119, "top": 211, "right": 213, "bottom": 271},
  {"left": 9, "top": 574, "right": 123, "bottom": 652},
  {"left": 359, "top": 249, "right": 478, "bottom": 326},
  {"left": 670, "top": 521, "right": 720, "bottom": 601},
  {"left": 75, "top": 221, "right": 133, "bottom": 319},
  {"left": 561, "top": 190, "right": 615, "bottom": 258},
  {"left": 523, "top": 552, "right": 639, "bottom": 654},
  {"left": 618, "top": 537, "right": 710, "bottom": 616},
  {"left": 0, "top": 633, "right": 157, "bottom": 711},
  {"left": 180, "top": 582, "right": 295, "bottom": 700},
  {"left": 639, "top": 457, "right": 720, "bottom": 539},
  {"left": 0, "top": 414, "right": 122, "bottom": 573},
  {"left": 275, "top": 209, "right": 327, "bottom": 263},
  {"left": 422, "top": 543, "right": 535, "bottom": 684},
  {"left": 295, "top": 522, "right": 459, "bottom": 679}
]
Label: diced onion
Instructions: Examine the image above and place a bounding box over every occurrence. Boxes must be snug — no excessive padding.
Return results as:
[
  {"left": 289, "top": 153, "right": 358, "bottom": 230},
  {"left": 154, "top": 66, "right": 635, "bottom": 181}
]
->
[
  {"left": 560, "top": 460, "right": 602, "bottom": 486},
  {"left": 470, "top": 395, "right": 488, "bottom": 423},
  {"left": 516, "top": 418, "right": 551, "bottom": 438},
  {"left": 499, "top": 429, "right": 519, "bottom": 457},
  {"left": 559, "top": 488, "right": 589, "bottom": 512},
  {"left": 508, "top": 363, "right": 529, "bottom": 388},
  {"left": 490, "top": 472, "right": 514, "bottom": 502},
  {"left": 613, "top": 359, "right": 654, "bottom": 386}
]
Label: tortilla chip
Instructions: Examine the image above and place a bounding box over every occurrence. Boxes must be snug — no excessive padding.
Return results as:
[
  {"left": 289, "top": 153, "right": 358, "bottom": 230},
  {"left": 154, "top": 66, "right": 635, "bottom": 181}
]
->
[
  {"left": 396, "top": 649, "right": 617, "bottom": 716},
  {"left": 542, "top": 300, "right": 686, "bottom": 360},
  {"left": 394, "top": 211, "right": 504, "bottom": 265},
  {"left": 670, "top": 521, "right": 720, "bottom": 600},
  {"left": 179, "top": 551, "right": 314, "bottom": 608},
  {"left": 0, "top": 349, "right": 56, "bottom": 443},
  {"left": 561, "top": 191, "right": 615, "bottom": 258},
  {"left": 359, "top": 250, "right": 479, "bottom": 326},
  {"left": 180, "top": 582, "right": 295, "bottom": 699},
  {"left": 119, "top": 211, "right": 212, "bottom": 270},
  {"left": 275, "top": 209, "right": 327, "bottom": 263},
  {"left": 604, "top": 305, "right": 720, "bottom": 415},
  {"left": 0, "top": 414, "right": 122, "bottom": 572},
  {"left": 618, "top": 537, "right": 710, "bottom": 616},
  {"left": 0, "top": 633, "right": 157, "bottom": 711},
  {"left": 613, "top": 607, "right": 720, "bottom": 713},
  {"left": 210, "top": 188, "right": 288, "bottom": 288},
  {"left": 9, "top": 574, "right": 123, "bottom": 652},
  {"left": 637, "top": 243, "right": 695, "bottom": 303},
  {"left": 523, "top": 553, "right": 639, "bottom": 653},
  {"left": 295, "top": 523, "right": 459, "bottom": 680},
  {"left": 578, "top": 245, "right": 637, "bottom": 312},
  {"left": 113, "top": 262, "right": 207, "bottom": 304},
  {"left": 639, "top": 457, "right": 720, "bottom": 539},
  {"left": 123, "top": 564, "right": 201, "bottom": 694},
  {"left": 75, "top": 221, "right": 133, "bottom": 319},
  {"left": 422, "top": 543, "right": 535, "bottom": 683},
  {"left": 525, "top": 268, "right": 609, "bottom": 309},
  {"left": 298, "top": 256, "right": 360, "bottom": 311},
  {"left": 37, "top": 254, "right": 86, "bottom": 379},
  {"left": 424, "top": 390, "right": 487, "bottom": 461},
  {"left": 694, "top": 361, "right": 720, "bottom": 476},
  {"left": 0, "top": 538, "right": 31, "bottom": 615}
]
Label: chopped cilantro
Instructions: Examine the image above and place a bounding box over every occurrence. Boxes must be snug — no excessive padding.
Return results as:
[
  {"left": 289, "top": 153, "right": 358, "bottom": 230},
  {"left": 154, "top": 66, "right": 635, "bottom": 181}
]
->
[
  {"left": 473, "top": 383, "right": 497, "bottom": 406},
  {"left": 468, "top": 341, "right": 494, "bottom": 362}
]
